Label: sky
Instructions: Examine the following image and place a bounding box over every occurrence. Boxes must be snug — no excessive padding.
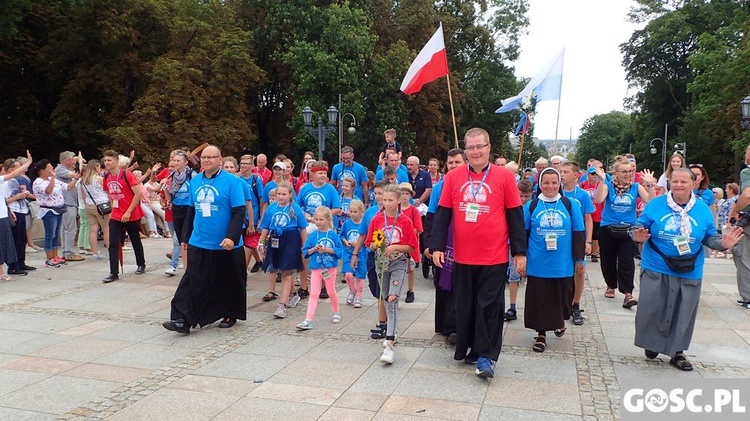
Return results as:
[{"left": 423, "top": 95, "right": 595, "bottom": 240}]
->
[{"left": 507, "top": 0, "right": 642, "bottom": 140}]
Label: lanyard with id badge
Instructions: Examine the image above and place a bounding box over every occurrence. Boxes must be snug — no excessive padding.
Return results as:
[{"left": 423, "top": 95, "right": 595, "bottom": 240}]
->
[
  {"left": 270, "top": 204, "right": 290, "bottom": 249},
  {"left": 199, "top": 170, "right": 221, "bottom": 218},
  {"left": 465, "top": 165, "right": 490, "bottom": 223}
]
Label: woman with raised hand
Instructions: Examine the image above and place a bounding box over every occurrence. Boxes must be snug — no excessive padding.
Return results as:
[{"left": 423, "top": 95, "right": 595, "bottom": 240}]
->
[{"left": 631, "top": 168, "right": 743, "bottom": 371}]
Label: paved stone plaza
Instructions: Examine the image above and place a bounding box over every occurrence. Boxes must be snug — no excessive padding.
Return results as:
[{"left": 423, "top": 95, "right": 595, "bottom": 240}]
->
[{"left": 0, "top": 238, "right": 748, "bottom": 420}]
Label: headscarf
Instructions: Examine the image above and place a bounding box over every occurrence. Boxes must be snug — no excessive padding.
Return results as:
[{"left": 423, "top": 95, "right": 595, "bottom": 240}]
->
[{"left": 536, "top": 167, "right": 562, "bottom": 203}]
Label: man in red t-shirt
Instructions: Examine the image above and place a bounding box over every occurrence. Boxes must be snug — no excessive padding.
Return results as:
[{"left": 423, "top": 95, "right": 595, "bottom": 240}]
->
[
  {"left": 252, "top": 153, "right": 272, "bottom": 185},
  {"left": 431, "top": 128, "right": 527, "bottom": 379},
  {"left": 102, "top": 149, "right": 146, "bottom": 282}
]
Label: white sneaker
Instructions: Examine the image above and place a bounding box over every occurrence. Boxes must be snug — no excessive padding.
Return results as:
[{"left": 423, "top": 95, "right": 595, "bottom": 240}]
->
[
  {"left": 287, "top": 293, "right": 301, "bottom": 308},
  {"left": 165, "top": 266, "right": 177, "bottom": 276},
  {"left": 296, "top": 319, "right": 313, "bottom": 330},
  {"left": 380, "top": 340, "right": 394, "bottom": 364},
  {"left": 177, "top": 263, "right": 184, "bottom": 269},
  {"left": 25, "top": 246, "right": 38, "bottom": 253},
  {"left": 93, "top": 252, "right": 104, "bottom": 261},
  {"left": 353, "top": 298, "right": 362, "bottom": 308},
  {"left": 273, "top": 304, "right": 287, "bottom": 319},
  {"left": 332, "top": 312, "right": 341, "bottom": 324},
  {"left": 346, "top": 291, "right": 355, "bottom": 305}
]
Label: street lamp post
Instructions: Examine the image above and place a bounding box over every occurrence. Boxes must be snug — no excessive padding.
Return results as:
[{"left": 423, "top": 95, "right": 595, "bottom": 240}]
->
[
  {"left": 741, "top": 96, "right": 750, "bottom": 130},
  {"left": 674, "top": 142, "right": 687, "bottom": 159},
  {"left": 302, "top": 106, "right": 338, "bottom": 160},
  {"left": 336, "top": 94, "right": 357, "bottom": 163},
  {"left": 649, "top": 137, "right": 666, "bottom": 175}
]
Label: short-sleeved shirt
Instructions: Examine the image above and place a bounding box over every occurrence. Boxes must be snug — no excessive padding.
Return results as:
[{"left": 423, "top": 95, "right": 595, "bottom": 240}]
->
[
  {"left": 381, "top": 141, "right": 402, "bottom": 156},
  {"left": 240, "top": 174, "right": 264, "bottom": 226},
  {"left": 6, "top": 178, "right": 28, "bottom": 214},
  {"left": 358, "top": 205, "right": 380, "bottom": 254},
  {"left": 103, "top": 171, "right": 144, "bottom": 222},
  {"left": 331, "top": 161, "right": 368, "bottom": 200},
  {"left": 258, "top": 202, "right": 308, "bottom": 234},
  {"left": 252, "top": 167, "right": 273, "bottom": 185},
  {"left": 637, "top": 195, "right": 715, "bottom": 279},
  {"left": 524, "top": 197, "right": 585, "bottom": 278},
  {"left": 163, "top": 169, "right": 193, "bottom": 207},
  {"left": 563, "top": 186, "right": 595, "bottom": 219},
  {"left": 579, "top": 180, "right": 603, "bottom": 222},
  {"left": 693, "top": 189, "right": 715, "bottom": 206},
  {"left": 428, "top": 180, "right": 443, "bottom": 214},
  {"left": 409, "top": 169, "right": 433, "bottom": 204},
  {"left": 261, "top": 179, "right": 297, "bottom": 204},
  {"left": 600, "top": 179, "right": 640, "bottom": 226},
  {"left": 341, "top": 218, "right": 368, "bottom": 272},
  {"left": 438, "top": 163, "right": 522, "bottom": 265},
  {"left": 188, "top": 169, "right": 246, "bottom": 250},
  {"left": 297, "top": 183, "right": 341, "bottom": 216},
  {"left": 365, "top": 211, "right": 419, "bottom": 254},
  {"left": 302, "top": 229, "right": 344, "bottom": 269},
  {"left": 374, "top": 165, "right": 409, "bottom": 183},
  {"left": 54, "top": 164, "right": 78, "bottom": 206}
]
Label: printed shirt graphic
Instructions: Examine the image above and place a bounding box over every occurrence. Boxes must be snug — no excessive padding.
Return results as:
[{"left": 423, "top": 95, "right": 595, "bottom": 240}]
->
[
  {"left": 438, "top": 164, "right": 521, "bottom": 265},
  {"left": 188, "top": 171, "right": 246, "bottom": 250},
  {"left": 579, "top": 180, "right": 604, "bottom": 221},
  {"left": 524, "top": 198, "right": 585, "bottom": 278},
  {"left": 302, "top": 229, "right": 344, "bottom": 269},
  {"left": 258, "top": 202, "right": 308, "bottom": 234},
  {"left": 637, "top": 196, "right": 715, "bottom": 280},
  {"left": 331, "top": 162, "right": 367, "bottom": 200},
  {"left": 103, "top": 171, "right": 144, "bottom": 222},
  {"left": 340, "top": 219, "right": 367, "bottom": 262},
  {"left": 297, "top": 183, "right": 341, "bottom": 216},
  {"left": 170, "top": 170, "right": 193, "bottom": 206},
  {"left": 600, "top": 179, "right": 640, "bottom": 226}
]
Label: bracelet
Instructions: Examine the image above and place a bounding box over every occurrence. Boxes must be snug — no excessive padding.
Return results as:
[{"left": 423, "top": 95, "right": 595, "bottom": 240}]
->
[{"left": 586, "top": 241, "right": 593, "bottom": 245}]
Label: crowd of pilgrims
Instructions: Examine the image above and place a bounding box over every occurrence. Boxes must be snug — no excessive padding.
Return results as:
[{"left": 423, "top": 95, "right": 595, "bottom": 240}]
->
[{"left": 0, "top": 128, "right": 745, "bottom": 378}]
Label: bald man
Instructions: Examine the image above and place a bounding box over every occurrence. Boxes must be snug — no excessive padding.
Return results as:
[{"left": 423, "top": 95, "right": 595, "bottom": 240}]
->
[{"left": 253, "top": 153, "right": 272, "bottom": 185}]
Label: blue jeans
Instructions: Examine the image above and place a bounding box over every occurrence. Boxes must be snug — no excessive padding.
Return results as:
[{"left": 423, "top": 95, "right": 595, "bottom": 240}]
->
[
  {"left": 168, "top": 221, "right": 180, "bottom": 268},
  {"left": 42, "top": 211, "right": 62, "bottom": 252}
]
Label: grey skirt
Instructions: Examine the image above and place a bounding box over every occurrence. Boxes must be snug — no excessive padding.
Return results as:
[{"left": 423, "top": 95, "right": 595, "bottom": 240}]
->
[{"left": 0, "top": 218, "right": 17, "bottom": 265}]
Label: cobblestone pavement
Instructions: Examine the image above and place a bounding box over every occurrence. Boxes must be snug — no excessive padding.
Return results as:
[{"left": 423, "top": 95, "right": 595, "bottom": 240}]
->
[{"left": 0, "top": 239, "right": 748, "bottom": 420}]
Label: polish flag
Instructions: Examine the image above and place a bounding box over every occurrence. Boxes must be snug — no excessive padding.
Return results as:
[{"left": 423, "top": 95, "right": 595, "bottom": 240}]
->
[{"left": 400, "top": 24, "right": 449, "bottom": 95}]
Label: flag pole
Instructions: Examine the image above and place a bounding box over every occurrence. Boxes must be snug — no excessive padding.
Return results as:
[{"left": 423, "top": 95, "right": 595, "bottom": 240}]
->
[
  {"left": 552, "top": 48, "right": 565, "bottom": 154},
  {"left": 517, "top": 132, "right": 526, "bottom": 166},
  {"left": 446, "top": 72, "right": 459, "bottom": 149}
]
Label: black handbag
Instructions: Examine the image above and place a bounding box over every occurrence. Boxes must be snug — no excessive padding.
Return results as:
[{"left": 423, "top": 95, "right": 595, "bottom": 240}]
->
[
  {"left": 82, "top": 182, "right": 112, "bottom": 216},
  {"left": 41, "top": 205, "right": 67, "bottom": 214},
  {"left": 606, "top": 223, "right": 632, "bottom": 239},
  {"left": 647, "top": 239, "right": 700, "bottom": 274}
]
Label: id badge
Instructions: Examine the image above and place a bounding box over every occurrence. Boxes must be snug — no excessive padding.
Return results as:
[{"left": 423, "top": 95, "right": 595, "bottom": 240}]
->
[
  {"left": 673, "top": 235, "right": 690, "bottom": 255},
  {"left": 321, "top": 269, "right": 331, "bottom": 280},
  {"left": 465, "top": 203, "right": 480, "bottom": 223},
  {"left": 201, "top": 202, "right": 211, "bottom": 217},
  {"left": 271, "top": 237, "right": 280, "bottom": 249},
  {"left": 112, "top": 199, "right": 119, "bottom": 209},
  {"left": 545, "top": 233, "right": 558, "bottom": 251}
]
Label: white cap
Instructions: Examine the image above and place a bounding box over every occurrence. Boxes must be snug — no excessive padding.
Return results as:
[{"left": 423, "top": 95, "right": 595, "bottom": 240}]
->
[{"left": 273, "top": 161, "right": 287, "bottom": 170}]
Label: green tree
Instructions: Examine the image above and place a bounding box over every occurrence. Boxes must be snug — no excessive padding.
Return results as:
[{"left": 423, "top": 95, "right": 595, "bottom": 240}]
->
[{"left": 576, "top": 111, "right": 634, "bottom": 167}]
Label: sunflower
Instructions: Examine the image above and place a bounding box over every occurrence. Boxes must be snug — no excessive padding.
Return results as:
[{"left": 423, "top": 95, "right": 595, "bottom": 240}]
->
[{"left": 372, "top": 230, "right": 385, "bottom": 248}]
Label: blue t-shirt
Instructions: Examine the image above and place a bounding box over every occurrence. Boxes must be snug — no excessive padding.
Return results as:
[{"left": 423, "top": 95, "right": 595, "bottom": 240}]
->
[
  {"left": 693, "top": 189, "right": 715, "bottom": 206},
  {"left": 409, "top": 169, "right": 433, "bottom": 204},
  {"left": 600, "top": 179, "right": 640, "bottom": 226},
  {"left": 258, "top": 202, "right": 309, "bottom": 234},
  {"left": 302, "top": 229, "right": 343, "bottom": 269},
  {"left": 428, "top": 181, "right": 444, "bottom": 214},
  {"left": 375, "top": 165, "right": 409, "bottom": 183},
  {"left": 338, "top": 196, "right": 353, "bottom": 231},
  {"left": 188, "top": 170, "right": 246, "bottom": 250},
  {"left": 637, "top": 196, "right": 716, "bottom": 280},
  {"left": 297, "top": 183, "right": 342, "bottom": 216},
  {"left": 331, "top": 162, "right": 368, "bottom": 200},
  {"left": 171, "top": 171, "right": 194, "bottom": 206},
  {"left": 563, "top": 186, "right": 595, "bottom": 218},
  {"left": 240, "top": 174, "right": 264, "bottom": 225},
  {"left": 340, "top": 218, "right": 367, "bottom": 277},
  {"left": 359, "top": 205, "right": 380, "bottom": 254},
  {"left": 524, "top": 198, "right": 585, "bottom": 278}
]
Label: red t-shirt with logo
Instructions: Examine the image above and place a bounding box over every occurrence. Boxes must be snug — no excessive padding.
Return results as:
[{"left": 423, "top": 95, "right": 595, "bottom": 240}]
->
[
  {"left": 103, "top": 170, "right": 145, "bottom": 222},
  {"left": 399, "top": 204, "right": 424, "bottom": 262},
  {"left": 579, "top": 180, "right": 604, "bottom": 222},
  {"left": 438, "top": 163, "right": 521, "bottom": 265},
  {"left": 252, "top": 167, "right": 273, "bottom": 185},
  {"left": 365, "top": 211, "right": 419, "bottom": 256},
  {"left": 156, "top": 168, "right": 173, "bottom": 222}
]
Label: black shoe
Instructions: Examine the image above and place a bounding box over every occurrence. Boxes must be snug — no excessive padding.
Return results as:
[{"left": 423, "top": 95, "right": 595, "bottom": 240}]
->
[
  {"left": 218, "top": 318, "right": 236, "bottom": 328},
  {"left": 135, "top": 265, "right": 146, "bottom": 275},
  {"left": 319, "top": 287, "right": 329, "bottom": 299},
  {"left": 591, "top": 255, "right": 598, "bottom": 263},
  {"left": 464, "top": 351, "right": 479, "bottom": 364},
  {"left": 422, "top": 258, "right": 430, "bottom": 278},
  {"left": 162, "top": 319, "right": 190, "bottom": 334},
  {"left": 20, "top": 265, "right": 37, "bottom": 271},
  {"left": 166, "top": 252, "right": 173, "bottom": 260},
  {"left": 405, "top": 290, "right": 415, "bottom": 303},
  {"left": 250, "top": 262, "right": 262, "bottom": 273},
  {"left": 276, "top": 272, "right": 282, "bottom": 283},
  {"left": 297, "top": 288, "right": 309, "bottom": 299},
  {"left": 102, "top": 274, "right": 119, "bottom": 283},
  {"left": 7, "top": 269, "right": 28, "bottom": 276},
  {"left": 447, "top": 332, "right": 457, "bottom": 345},
  {"left": 370, "top": 323, "right": 386, "bottom": 339},
  {"left": 572, "top": 308, "right": 584, "bottom": 325},
  {"left": 504, "top": 308, "right": 517, "bottom": 321},
  {"left": 645, "top": 349, "right": 658, "bottom": 360}
]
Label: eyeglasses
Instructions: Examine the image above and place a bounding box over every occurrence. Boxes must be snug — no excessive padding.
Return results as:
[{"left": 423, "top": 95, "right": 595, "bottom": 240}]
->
[
  {"left": 464, "top": 143, "right": 489, "bottom": 152},
  {"left": 617, "top": 170, "right": 635, "bottom": 174},
  {"left": 200, "top": 155, "right": 220, "bottom": 160},
  {"left": 240, "top": 162, "right": 252, "bottom": 165}
]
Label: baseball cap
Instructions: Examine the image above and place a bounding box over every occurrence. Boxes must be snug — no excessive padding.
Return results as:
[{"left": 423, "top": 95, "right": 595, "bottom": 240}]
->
[
  {"left": 272, "top": 161, "right": 287, "bottom": 170},
  {"left": 587, "top": 167, "right": 597, "bottom": 174}
]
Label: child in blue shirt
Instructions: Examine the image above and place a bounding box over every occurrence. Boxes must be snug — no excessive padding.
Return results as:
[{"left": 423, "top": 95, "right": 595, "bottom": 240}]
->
[{"left": 341, "top": 200, "right": 368, "bottom": 308}]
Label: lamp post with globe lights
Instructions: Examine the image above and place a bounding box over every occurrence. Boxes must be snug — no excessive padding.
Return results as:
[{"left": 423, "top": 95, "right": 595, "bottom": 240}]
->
[
  {"left": 302, "top": 106, "right": 338, "bottom": 160},
  {"left": 649, "top": 137, "right": 666, "bottom": 176},
  {"left": 741, "top": 96, "right": 750, "bottom": 130}
]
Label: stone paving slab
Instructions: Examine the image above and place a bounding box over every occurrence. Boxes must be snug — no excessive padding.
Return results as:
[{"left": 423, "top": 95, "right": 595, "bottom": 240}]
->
[{"left": 0, "top": 238, "right": 747, "bottom": 420}]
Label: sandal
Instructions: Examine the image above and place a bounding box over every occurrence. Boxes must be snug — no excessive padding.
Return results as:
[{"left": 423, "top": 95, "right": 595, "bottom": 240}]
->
[
  {"left": 604, "top": 288, "right": 615, "bottom": 298},
  {"left": 554, "top": 327, "right": 566, "bottom": 338},
  {"left": 669, "top": 352, "right": 693, "bottom": 371},
  {"left": 0, "top": 274, "right": 12, "bottom": 282},
  {"left": 532, "top": 335, "right": 546, "bottom": 352},
  {"left": 623, "top": 293, "right": 638, "bottom": 309},
  {"left": 262, "top": 291, "right": 278, "bottom": 302}
]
